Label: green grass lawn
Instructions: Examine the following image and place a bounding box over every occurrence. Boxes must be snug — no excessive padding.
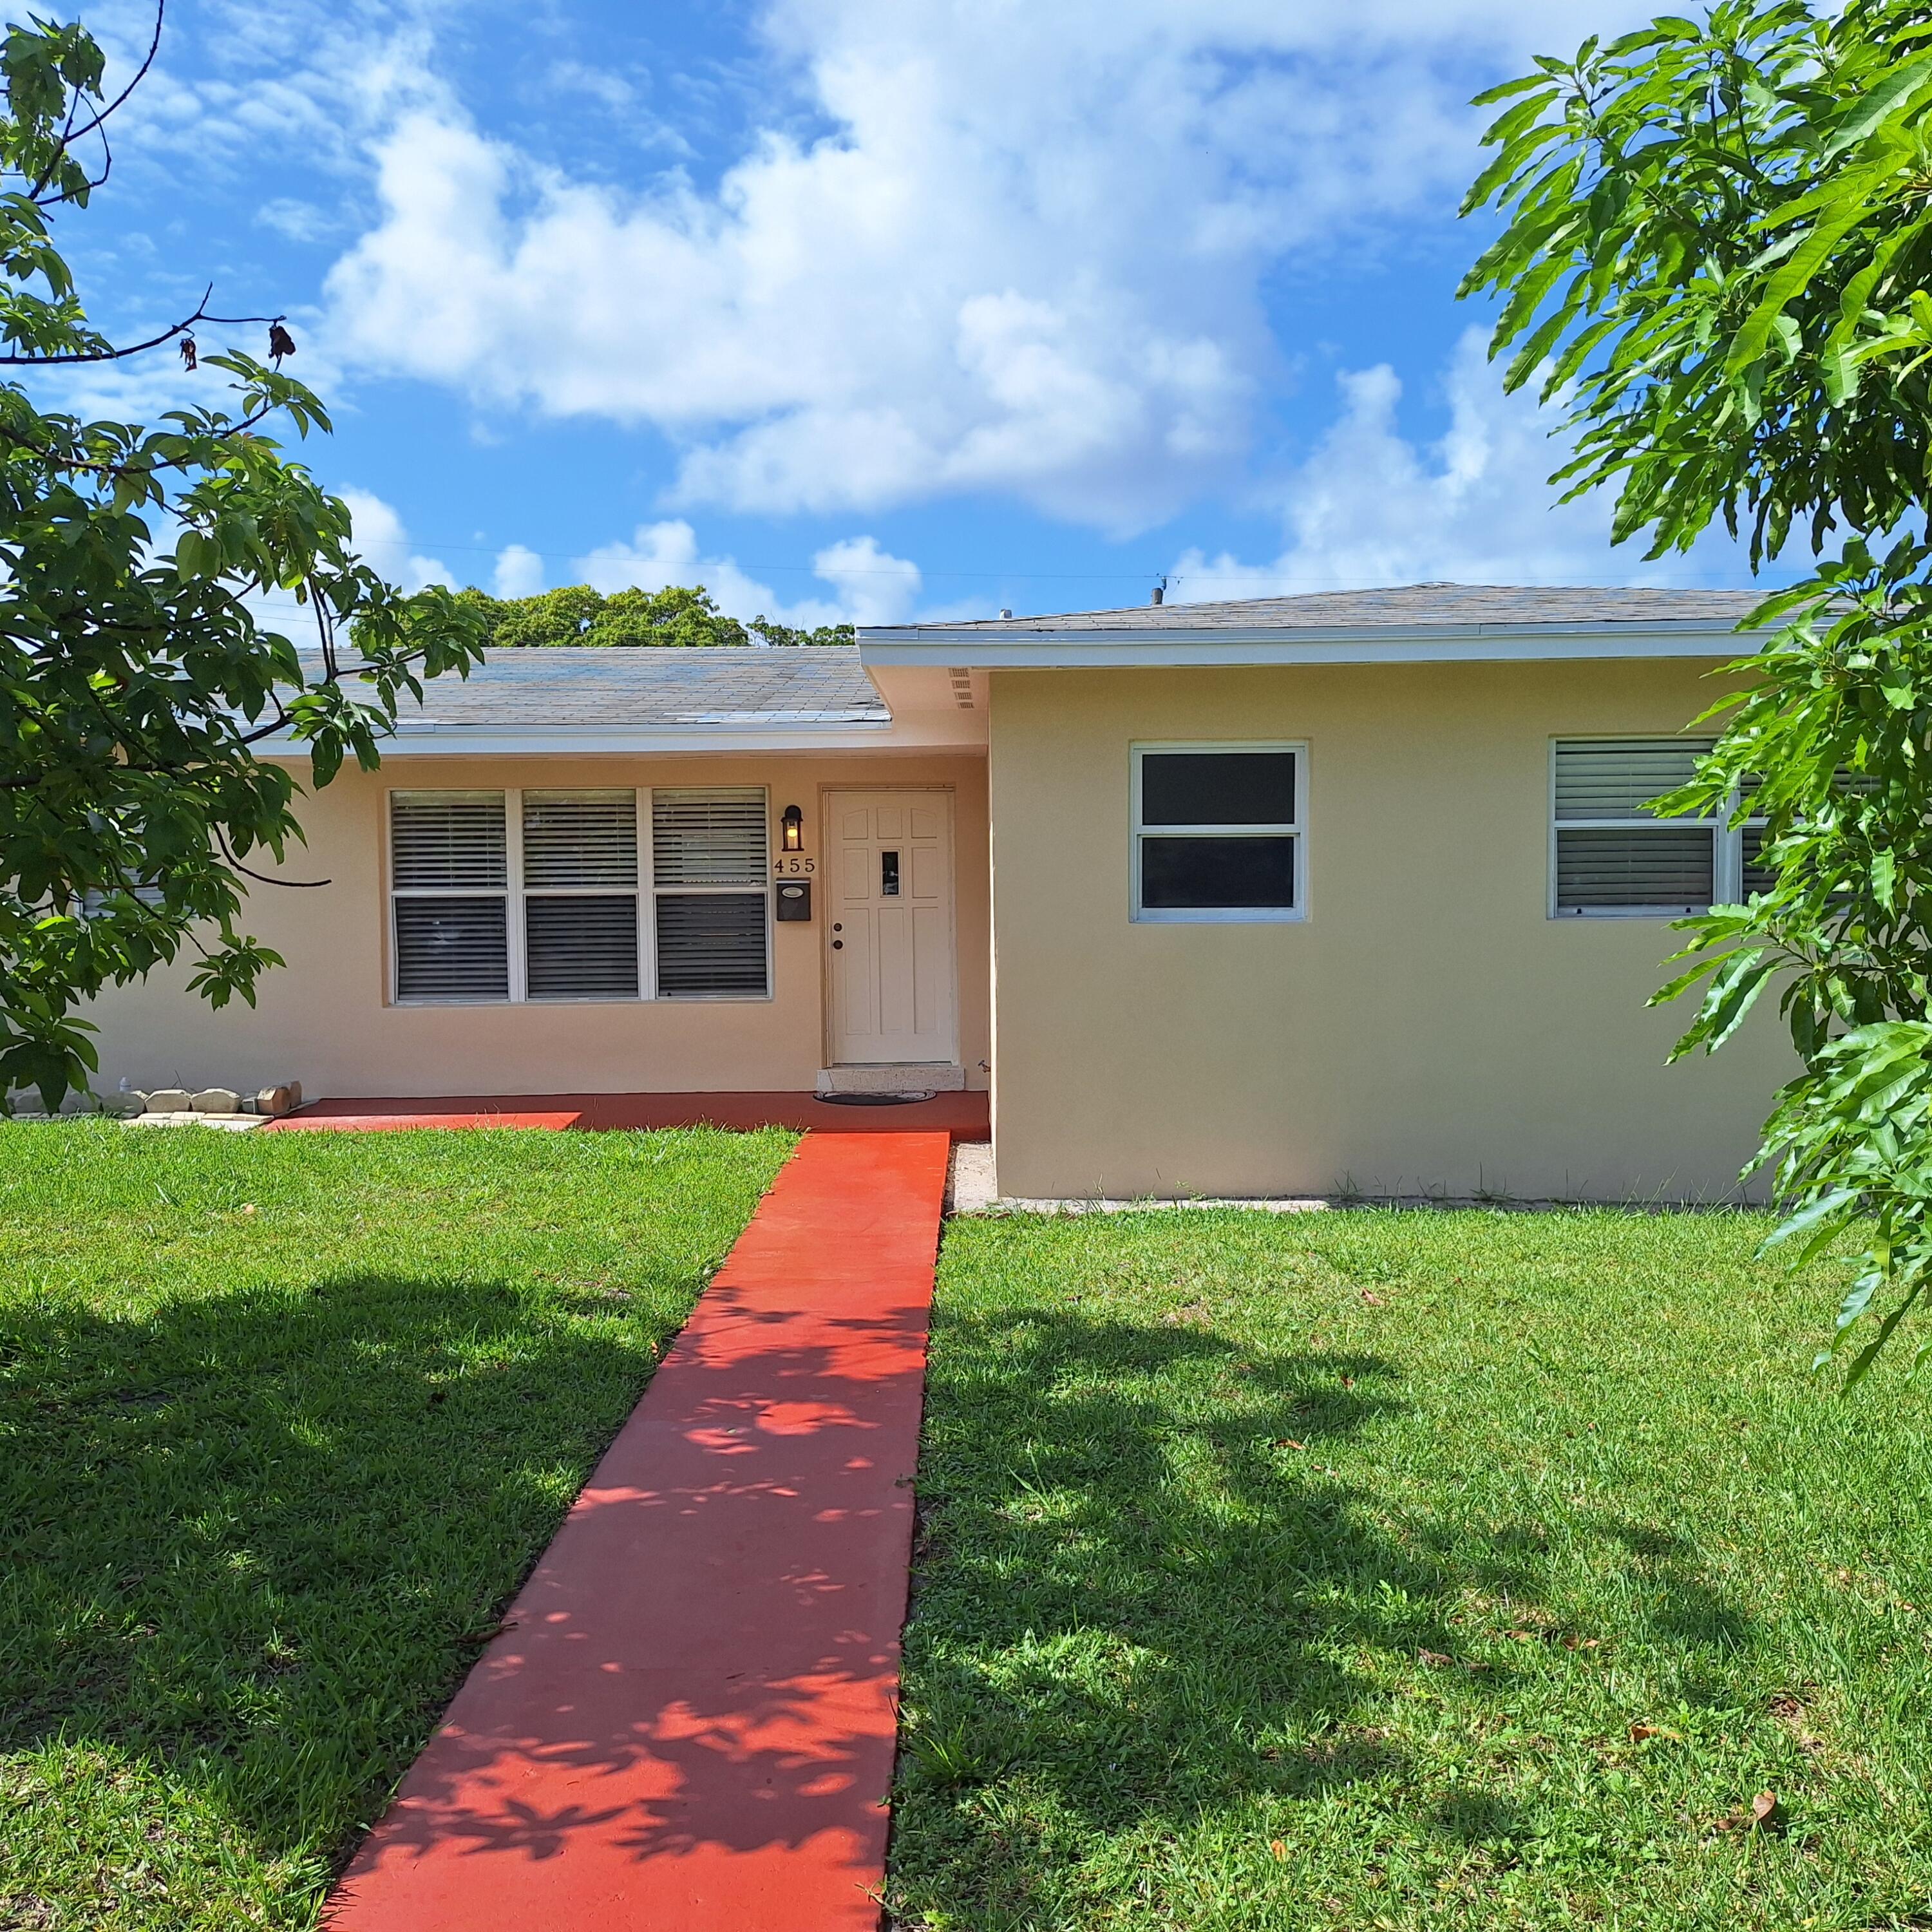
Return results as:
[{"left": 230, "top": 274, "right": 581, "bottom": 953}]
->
[
  {"left": 890, "top": 1209, "right": 1932, "bottom": 1931},
  {"left": 0, "top": 1119, "right": 793, "bottom": 1931}
]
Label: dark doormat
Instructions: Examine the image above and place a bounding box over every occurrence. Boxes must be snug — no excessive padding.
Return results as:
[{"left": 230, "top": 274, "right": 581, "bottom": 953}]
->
[{"left": 815, "top": 1091, "right": 937, "bottom": 1106}]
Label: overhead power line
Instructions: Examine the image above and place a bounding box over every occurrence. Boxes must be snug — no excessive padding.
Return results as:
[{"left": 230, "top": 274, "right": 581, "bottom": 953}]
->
[{"left": 316, "top": 531, "right": 1761, "bottom": 593}]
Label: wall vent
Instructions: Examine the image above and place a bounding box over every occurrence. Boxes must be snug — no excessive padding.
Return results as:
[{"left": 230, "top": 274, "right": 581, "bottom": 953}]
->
[{"left": 948, "top": 666, "right": 975, "bottom": 710}]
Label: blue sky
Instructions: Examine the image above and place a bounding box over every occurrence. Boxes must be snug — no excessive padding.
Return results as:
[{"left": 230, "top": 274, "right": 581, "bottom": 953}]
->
[{"left": 48, "top": 0, "right": 1757, "bottom": 625}]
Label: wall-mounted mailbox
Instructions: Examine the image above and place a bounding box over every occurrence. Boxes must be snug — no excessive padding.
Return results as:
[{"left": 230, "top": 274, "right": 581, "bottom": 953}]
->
[{"left": 776, "top": 880, "right": 812, "bottom": 922}]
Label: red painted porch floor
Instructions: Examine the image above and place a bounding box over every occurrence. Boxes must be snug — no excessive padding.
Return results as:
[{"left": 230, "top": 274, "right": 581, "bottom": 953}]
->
[
  {"left": 323, "top": 1130, "right": 951, "bottom": 1932},
  {"left": 265, "top": 1088, "right": 989, "bottom": 1141}
]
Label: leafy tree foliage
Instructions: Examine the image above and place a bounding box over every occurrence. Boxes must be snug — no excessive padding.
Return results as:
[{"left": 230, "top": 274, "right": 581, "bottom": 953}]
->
[
  {"left": 1465, "top": 0, "right": 1932, "bottom": 1377},
  {"left": 0, "top": 7, "right": 483, "bottom": 1106},
  {"left": 455, "top": 582, "right": 855, "bottom": 649}
]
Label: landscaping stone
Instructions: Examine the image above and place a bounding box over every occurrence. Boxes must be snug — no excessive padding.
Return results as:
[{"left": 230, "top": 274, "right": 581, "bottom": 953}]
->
[
  {"left": 254, "top": 1084, "right": 295, "bottom": 1117},
  {"left": 190, "top": 1088, "right": 242, "bottom": 1114},
  {"left": 198, "top": 1114, "right": 265, "bottom": 1132},
  {"left": 144, "top": 1090, "right": 190, "bottom": 1113}
]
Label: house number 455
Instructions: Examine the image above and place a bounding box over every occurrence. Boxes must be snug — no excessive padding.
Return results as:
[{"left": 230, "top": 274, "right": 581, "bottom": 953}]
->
[{"left": 773, "top": 857, "right": 816, "bottom": 875}]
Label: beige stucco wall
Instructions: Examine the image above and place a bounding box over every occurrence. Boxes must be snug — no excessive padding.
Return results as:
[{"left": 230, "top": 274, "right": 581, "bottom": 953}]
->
[
  {"left": 82, "top": 752, "right": 989, "bottom": 1101},
  {"left": 988, "top": 658, "right": 1792, "bottom": 1202}
]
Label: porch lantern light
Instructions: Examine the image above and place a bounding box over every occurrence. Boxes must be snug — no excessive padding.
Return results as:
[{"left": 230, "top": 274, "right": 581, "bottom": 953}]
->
[{"left": 781, "top": 804, "right": 804, "bottom": 851}]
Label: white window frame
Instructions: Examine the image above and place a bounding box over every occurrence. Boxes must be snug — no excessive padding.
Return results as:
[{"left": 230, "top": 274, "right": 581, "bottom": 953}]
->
[
  {"left": 387, "top": 789, "right": 515, "bottom": 1005},
  {"left": 1130, "top": 741, "right": 1307, "bottom": 925},
  {"left": 388, "top": 786, "right": 773, "bottom": 1004},
  {"left": 648, "top": 786, "right": 774, "bottom": 1003},
  {"left": 1548, "top": 737, "right": 1765, "bottom": 919}
]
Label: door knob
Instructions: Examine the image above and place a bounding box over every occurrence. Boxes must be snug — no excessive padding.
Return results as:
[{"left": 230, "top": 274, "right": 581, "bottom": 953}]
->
[
  {"left": 832, "top": 940, "right": 843, "bottom": 949},
  {"left": 832, "top": 922, "right": 842, "bottom": 931}
]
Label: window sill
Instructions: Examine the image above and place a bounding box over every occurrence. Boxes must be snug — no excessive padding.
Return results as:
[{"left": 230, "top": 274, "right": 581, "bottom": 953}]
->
[
  {"left": 389, "top": 994, "right": 775, "bottom": 1007},
  {"left": 1550, "top": 907, "right": 1707, "bottom": 920},
  {"left": 1131, "top": 908, "right": 1306, "bottom": 925}
]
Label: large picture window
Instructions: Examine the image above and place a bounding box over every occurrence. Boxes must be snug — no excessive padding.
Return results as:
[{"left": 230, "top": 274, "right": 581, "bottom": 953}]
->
[
  {"left": 1550, "top": 739, "right": 1764, "bottom": 916},
  {"left": 1131, "top": 744, "right": 1305, "bottom": 923},
  {"left": 389, "top": 786, "right": 771, "bottom": 1001}
]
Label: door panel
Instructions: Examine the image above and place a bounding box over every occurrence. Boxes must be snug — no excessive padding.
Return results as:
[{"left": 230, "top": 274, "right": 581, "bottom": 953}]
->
[{"left": 826, "top": 790, "right": 958, "bottom": 1066}]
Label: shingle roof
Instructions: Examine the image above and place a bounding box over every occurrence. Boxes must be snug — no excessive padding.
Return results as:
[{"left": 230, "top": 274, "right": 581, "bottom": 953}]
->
[
  {"left": 929, "top": 583, "right": 1766, "bottom": 633},
  {"left": 314, "top": 645, "right": 887, "bottom": 727}
]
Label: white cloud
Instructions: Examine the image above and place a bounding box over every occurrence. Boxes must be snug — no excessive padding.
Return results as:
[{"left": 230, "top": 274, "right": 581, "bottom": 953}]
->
[
  {"left": 491, "top": 543, "right": 545, "bottom": 599},
  {"left": 1170, "top": 331, "right": 1740, "bottom": 598},
  {"left": 255, "top": 198, "right": 341, "bottom": 244},
  {"left": 99, "top": 0, "right": 449, "bottom": 184},
  {"left": 320, "top": 0, "right": 1663, "bottom": 534},
  {"left": 576, "top": 518, "right": 920, "bottom": 625},
  {"left": 546, "top": 61, "right": 636, "bottom": 112},
  {"left": 809, "top": 536, "right": 922, "bottom": 625},
  {"left": 338, "top": 487, "right": 455, "bottom": 591}
]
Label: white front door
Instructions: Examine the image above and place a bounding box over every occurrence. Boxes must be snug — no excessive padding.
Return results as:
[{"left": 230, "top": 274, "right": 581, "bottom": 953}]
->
[{"left": 826, "top": 790, "right": 958, "bottom": 1065}]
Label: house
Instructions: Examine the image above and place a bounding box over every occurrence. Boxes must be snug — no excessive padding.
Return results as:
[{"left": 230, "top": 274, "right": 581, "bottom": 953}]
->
[{"left": 85, "top": 583, "right": 1799, "bottom": 1202}]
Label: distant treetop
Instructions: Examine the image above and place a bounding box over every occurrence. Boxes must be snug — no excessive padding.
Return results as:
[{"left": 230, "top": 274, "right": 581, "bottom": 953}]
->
[{"left": 453, "top": 583, "right": 854, "bottom": 648}]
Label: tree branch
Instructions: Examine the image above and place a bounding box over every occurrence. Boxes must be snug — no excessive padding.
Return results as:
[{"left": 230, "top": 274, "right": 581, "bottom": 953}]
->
[
  {"left": 212, "top": 823, "right": 328, "bottom": 888},
  {"left": 28, "top": 1, "right": 166, "bottom": 204},
  {"left": 0, "top": 284, "right": 285, "bottom": 366}
]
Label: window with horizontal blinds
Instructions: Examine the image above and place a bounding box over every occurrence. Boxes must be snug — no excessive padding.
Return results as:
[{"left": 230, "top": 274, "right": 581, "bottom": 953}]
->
[
  {"left": 1553, "top": 739, "right": 1720, "bottom": 916},
  {"left": 650, "top": 787, "right": 771, "bottom": 996},
  {"left": 80, "top": 880, "right": 164, "bottom": 914},
  {"left": 394, "top": 896, "right": 509, "bottom": 999},
  {"left": 391, "top": 791, "right": 507, "bottom": 889},
  {"left": 653, "top": 790, "right": 768, "bottom": 886},
  {"left": 389, "top": 786, "right": 770, "bottom": 1003},
  {"left": 1552, "top": 740, "right": 1710, "bottom": 822},
  {"left": 392, "top": 791, "right": 511, "bottom": 998},
  {"left": 1556, "top": 828, "right": 1716, "bottom": 911},
  {"left": 527, "top": 895, "right": 639, "bottom": 998},
  {"left": 523, "top": 790, "right": 637, "bottom": 889},
  {"left": 521, "top": 791, "right": 640, "bottom": 999},
  {"left": 656, "top": 893, "right": 769, "bottom": 996}
]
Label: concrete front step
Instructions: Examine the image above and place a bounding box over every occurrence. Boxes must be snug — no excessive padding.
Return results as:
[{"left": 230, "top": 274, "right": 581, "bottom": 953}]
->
[{"left": 816, "top": 1063, "right": 965, "bottom": 1095}]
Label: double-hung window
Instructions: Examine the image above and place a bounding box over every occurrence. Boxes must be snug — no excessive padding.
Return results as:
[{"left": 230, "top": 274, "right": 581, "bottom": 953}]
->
[
  {"left": 1550, "top": 739, "right": 1765, "bottom": 916},
  {"left": 651, "top": 788, "right": 772, "bottom": 998},
  {"left": 390, "top": 790, "right": 512, "bottom": 998},
  {"left": 1131, "top": 743, "right": 1305, "bottom": 922},
  {"left": 389, "top": 786, "right": 771, "bottom": 1001},
  {"left": 522, "top": 790, "right": 640, "bottom": 998}
]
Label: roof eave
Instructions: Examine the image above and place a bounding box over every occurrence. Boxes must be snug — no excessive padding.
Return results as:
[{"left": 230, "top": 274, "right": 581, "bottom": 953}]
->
[
  {"left": 248, "top": 717, "right": 993, "bottom": 757},
  {"left": 858, "top": 616, "right": 1765, "bottom": 668}
]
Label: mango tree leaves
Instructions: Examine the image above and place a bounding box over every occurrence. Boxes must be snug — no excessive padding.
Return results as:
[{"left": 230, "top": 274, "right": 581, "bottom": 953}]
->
[
  {"left": 0, "top": 15, "right": 485, "bottom": 1104},
  {"left": 1467, "top": 1, "right": 1932, "bottom": 1376}
]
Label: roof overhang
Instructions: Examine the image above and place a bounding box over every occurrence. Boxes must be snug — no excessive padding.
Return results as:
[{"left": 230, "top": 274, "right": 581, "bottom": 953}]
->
[
  {"left": 251, "top": 714, "right": 987, "bottom": 758},
  {"left": 858, "top": 617, "right": 1765, "bottom": 670}
]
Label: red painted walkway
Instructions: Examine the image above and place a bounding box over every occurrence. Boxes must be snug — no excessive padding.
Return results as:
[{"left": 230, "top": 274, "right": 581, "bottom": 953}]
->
[
  {"left": 324, "top": 1132, "right": 950, "bottom": 1932},
  {"left": 267, "top": 1089, "right": 989, "bottom": 1142}
]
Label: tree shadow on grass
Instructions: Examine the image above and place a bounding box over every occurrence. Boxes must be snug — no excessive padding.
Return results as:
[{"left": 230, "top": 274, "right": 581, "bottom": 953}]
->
[
  {"left": 888, "top": 1300, "right": 1759, "bottom": 1929},
  {"left": 0, "top": 1271, "right": 674, "bottom": 1883}
]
